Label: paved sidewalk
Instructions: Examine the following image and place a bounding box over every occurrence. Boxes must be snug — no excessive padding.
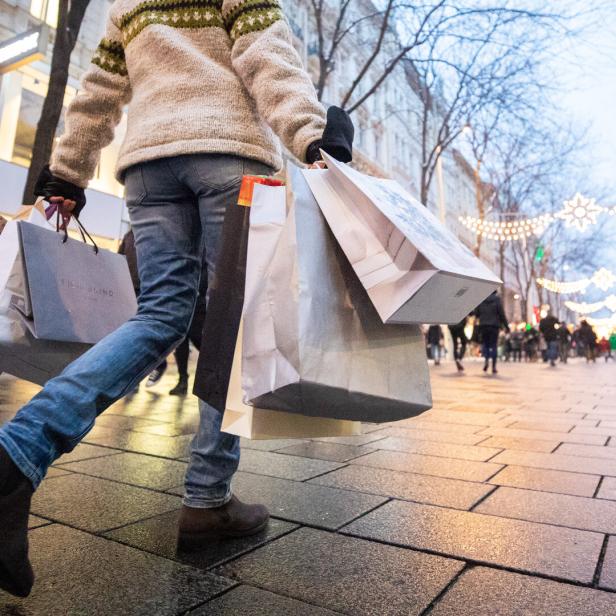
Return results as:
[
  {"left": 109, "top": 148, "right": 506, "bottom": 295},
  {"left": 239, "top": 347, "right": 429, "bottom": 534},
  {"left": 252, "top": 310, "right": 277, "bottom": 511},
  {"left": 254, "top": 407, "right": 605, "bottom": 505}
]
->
[{"left": 1, "top": 358, "right": 616, "bottom": 614}]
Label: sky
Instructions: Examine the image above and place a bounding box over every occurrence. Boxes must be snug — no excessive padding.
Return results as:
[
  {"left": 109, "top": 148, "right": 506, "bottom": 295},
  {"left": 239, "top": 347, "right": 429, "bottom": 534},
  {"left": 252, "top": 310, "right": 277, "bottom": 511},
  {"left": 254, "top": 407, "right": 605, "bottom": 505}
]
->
[{"left": 557, "top": 4, "right": 616, "bottom": 197}]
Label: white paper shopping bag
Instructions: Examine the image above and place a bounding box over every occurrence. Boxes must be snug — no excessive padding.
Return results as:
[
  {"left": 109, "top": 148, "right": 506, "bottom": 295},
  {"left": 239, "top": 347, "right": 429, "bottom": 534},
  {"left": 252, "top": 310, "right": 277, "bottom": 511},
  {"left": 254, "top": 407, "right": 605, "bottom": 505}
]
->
[
  {"left": 303, "top": 152, "right": 501, "bottom": 325},
  {"left": 223, "top": 320, "right": 361, "bottom": 439}
]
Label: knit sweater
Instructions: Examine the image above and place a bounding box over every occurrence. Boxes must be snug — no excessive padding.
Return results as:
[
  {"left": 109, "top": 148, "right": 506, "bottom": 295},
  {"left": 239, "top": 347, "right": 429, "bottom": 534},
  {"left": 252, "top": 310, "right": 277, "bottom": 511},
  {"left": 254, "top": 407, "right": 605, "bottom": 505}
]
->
[{"left": 51, "top": 0, "right": 327, "bottom": 187}]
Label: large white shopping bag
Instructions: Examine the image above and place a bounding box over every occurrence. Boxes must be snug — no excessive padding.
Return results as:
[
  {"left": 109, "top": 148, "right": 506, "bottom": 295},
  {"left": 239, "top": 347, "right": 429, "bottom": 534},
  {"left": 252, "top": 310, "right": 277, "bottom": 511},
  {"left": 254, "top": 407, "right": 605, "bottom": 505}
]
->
[
  {"left": 222, "top": 320, "right": 361, "bottom": 438},
  {"left": 239, "top": 164, "right": 432, "bottom": 422},
  {"left": 302, "top": 152, "right": 501, "bottom": 325},
  {"left": 0, "top": 204, "right": 90, "bottom": 384}
]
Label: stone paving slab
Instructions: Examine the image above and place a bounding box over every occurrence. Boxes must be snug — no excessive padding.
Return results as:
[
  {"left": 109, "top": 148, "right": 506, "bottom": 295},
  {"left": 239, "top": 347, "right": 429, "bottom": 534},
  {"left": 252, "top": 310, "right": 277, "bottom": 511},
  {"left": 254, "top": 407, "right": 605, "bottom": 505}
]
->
[
  {"left": 600, "top": 536, "right": 616, "bottom": 591},
  {"left": 32, "top": 473, "right": 181, "bottom": 532},
  {"left": 477, "top": 436, "right": 560, "bottom": 453},
  {"left": 0, "top": 525, "right": 234, "bottom": 616},
  {"left": 188, "top": 585, "right": 341, "bottom": 615},
  {"left": 374, "top": 427, "right": 486, "bottom": 445},
  {"left": 475, "top": 486, "right": 616, "bottom": 533},
  {"left": 557, "top": 443, "right": 616, "bottom": 460},
  {"left": 386, "top": 419, "right": 484, "bottom": 433},
  {"left": 219, "top": 527, "right": 464, "bottom": 616},
  {"left": 597, "top": 477, "right": 616, "bottom": 500},
  {"left": 28, "top": 515, "right": 51, "bottom": 529},
  {"left": 57, "top": 452, "right": 188, "bottom": 491},
  {"left": 52, "top": 442, "right": 123, "bottom": 465},
  {"left": 490, "top": 449, "right": 616, "bottom": 476},
  {"left": 352, "top": 449, "right": 503, "bottom": 482},
  {"left": 309, "top": 464, "right": 493, "bottom": 510},
  {"left": 509, "top": 420, "right": 576, "bottom": 432},
  {"left": 478, "top": 426, "right": 608, "bottom": 445},
  {"left": 240, "top": 438, "right": 310, "bottom": 452},
  {"left": 238, "top": 449, "right": 344, "bottom": 481},
  {"left": 489, "top": 465, "right": 600, "bottom": 497},
  {"left": 85, "top": 431, "right": 194, "bottom": 459},
  {"left": 342, "top": 499, "right": 603, "bottom": 583},
  {"left": 275, "top": 441, "right": 373, "bottom": 462},
  {"left": 429, "top": 566, "right": 616, "bottom": 616},
  {"left": 365, "top": 436, "right": 502, "bottom": 462},
  {"left": 228, "top": 471, "right": 388, "bottom": 529},
  {"left": 105, "top": 510, "right": 297, "bottom": 569}
]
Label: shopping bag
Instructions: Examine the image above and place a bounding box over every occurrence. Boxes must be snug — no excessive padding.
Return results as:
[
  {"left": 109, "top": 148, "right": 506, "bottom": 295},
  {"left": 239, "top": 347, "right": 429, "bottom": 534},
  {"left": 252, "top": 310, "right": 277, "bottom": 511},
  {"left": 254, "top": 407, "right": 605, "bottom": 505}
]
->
[
  {"left": 302, "top": 151, "right": 501, "bottom": 325},
  {"left": 0, "top": 206, "right": 90, "bottom": 384},
  {"left": 11, "top": 221, "right": 137, "bottom": 344},
  {"left": 240, "top": 164, "right": 432, "bottom": 422},
  {"left": 222, "top": 320, "right": 361, "bottom": 438}
]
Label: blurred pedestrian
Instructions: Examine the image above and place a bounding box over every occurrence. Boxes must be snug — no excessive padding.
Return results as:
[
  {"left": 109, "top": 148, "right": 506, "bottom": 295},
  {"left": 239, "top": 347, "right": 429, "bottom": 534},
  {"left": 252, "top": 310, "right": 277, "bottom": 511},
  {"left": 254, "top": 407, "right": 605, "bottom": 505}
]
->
[
  {"left": 474, "top": 292, "right": 509, "bottom": 374},
  {"left": 524, "top": 326, "right": 539, "bottom": 362},
  {"left": 427, "top": 324, "right": 444, "bottom": 366},
  {"left": 579, "top": 320, "right": 597, "bottom": 363},
  {"left": 448, "top": 317, "right": 468, "bottom": 372},
  {"left": 539, "top": 312, "right": 559, "bottom": 367},
  {"left": 599, "top": 337, "right": 611, "bottom": 362},
  {"left": 558, "top": 322, "right": 571, "bottom": 363},
  {"left": 609, "top": 331, "right": 616, "bottom": 362},
  {"left": 0, "top": 0, "right": 355, "bottom": 597},
  {"left": 510, "top": 328, "right": 523, "bottom": 362}
]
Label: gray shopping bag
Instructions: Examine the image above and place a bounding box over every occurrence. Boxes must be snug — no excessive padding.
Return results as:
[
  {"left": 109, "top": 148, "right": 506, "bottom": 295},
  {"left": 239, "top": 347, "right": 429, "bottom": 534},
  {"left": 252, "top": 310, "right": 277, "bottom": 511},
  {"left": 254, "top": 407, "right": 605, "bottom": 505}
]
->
[
  {"left": 240, "top": 165, "right": 432, "bottom": 422},
  {"left": 12, "top": 222, "right": 137, "bottom": 344}
]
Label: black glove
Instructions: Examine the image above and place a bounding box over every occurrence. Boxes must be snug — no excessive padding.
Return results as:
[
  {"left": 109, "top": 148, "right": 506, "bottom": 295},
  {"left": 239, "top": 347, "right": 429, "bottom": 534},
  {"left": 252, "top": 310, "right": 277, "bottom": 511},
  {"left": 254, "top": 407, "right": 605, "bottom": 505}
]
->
[
  {"left": 306, "top": 106, "right": 354, "bottom": 164},
  {"left": 34, "top": 164, "right": 86, "bottom": 217}
]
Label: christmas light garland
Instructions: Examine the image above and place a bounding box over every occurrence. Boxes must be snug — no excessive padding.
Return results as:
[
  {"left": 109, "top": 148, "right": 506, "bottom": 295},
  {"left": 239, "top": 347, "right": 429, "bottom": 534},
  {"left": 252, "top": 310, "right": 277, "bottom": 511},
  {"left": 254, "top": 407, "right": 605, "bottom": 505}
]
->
[
  {"left": 537, "top": 268, "right": 616, "bottom": 294},
  {"left": 565, "top": 295, "right": 616, "bottom": 315},
  {"left": 459, "top": 193, "right": 616, "bottom": 241}
]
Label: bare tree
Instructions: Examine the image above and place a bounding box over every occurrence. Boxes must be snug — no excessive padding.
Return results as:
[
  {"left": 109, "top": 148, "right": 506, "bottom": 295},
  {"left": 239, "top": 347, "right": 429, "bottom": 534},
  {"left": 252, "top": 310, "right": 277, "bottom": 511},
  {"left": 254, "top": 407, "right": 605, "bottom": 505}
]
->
[{"left": 23, "top": 0, "right": 91, "bottom": 205}]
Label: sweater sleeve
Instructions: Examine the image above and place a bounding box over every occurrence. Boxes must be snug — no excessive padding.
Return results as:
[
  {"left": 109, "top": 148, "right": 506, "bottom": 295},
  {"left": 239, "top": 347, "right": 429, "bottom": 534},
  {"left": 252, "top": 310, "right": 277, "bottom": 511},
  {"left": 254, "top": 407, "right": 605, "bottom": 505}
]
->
[
  {"left": 50, "top": 16, "right": 131, "bottom": 187},
  {"left": 222, "top": 0, "right": 326, "bottom": 162}
]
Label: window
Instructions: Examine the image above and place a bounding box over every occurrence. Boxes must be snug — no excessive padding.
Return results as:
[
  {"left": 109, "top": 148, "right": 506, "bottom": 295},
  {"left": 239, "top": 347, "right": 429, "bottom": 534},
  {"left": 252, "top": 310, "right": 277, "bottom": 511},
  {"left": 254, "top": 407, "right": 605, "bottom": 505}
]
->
[{"left": 30, "top": 0, "right": 59, "bottom": 27}]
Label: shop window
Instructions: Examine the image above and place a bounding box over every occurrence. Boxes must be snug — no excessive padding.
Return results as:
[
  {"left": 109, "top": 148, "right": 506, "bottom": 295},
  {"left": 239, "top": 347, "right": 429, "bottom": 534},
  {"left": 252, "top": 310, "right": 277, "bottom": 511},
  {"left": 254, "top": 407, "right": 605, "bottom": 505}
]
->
[
  {"left": 11, "top": 88, "right": 65, "bottom": 166},
  {"left": 30, "top": 0, "right": 59, "bottom": 27}
]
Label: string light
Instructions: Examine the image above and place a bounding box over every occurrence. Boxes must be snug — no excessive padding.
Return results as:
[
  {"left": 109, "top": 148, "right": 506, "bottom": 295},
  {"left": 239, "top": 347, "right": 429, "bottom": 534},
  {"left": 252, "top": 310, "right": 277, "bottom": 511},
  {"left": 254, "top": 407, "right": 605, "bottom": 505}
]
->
[
  {"left": 459, "top": 193, "right": 616, "bottom": 241},
  {"left": 537, "top": 267, "right": 616, "bottom": 295},
  {"left": 565, "top": 295, "right": 616, "bottom": 315}
]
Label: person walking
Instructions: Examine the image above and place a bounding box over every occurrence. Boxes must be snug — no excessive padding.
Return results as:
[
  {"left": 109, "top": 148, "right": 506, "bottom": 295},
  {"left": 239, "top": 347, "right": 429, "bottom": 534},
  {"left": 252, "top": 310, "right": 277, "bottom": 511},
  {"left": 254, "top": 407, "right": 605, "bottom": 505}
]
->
[
  {"left": 474, "top": 291, "right": 509, "bottom": 374},
  {"left": 558, "top": 322, "right": 571, "bottom": 363},
  {"left": 510, "top": 328, "right": 523, "bottom": 362},
  {"left": 609, "top": 331, "right": 616, "bottom": 362},
  {"left": 579, "top": 320, "right": 597, "bottom": 363},
  {"left": 539, "top": 312, "right": 559, "bottom": 367},
  {"left": 427, "top": 324, "right": 444, "bottom": 366},
  {"left": 0, "top": 0, "right": 354, "bottom": 598},
  {"left": 448, "top": 317, "right": 468, "bottom": 372}
]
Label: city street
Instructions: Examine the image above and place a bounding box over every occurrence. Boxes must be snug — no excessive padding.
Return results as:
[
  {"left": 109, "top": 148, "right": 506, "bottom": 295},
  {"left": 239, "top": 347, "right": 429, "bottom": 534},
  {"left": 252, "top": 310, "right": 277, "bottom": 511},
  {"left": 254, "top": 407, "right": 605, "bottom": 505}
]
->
[{"left": 0, "top": 359, "right": 615, "bottom": 615}]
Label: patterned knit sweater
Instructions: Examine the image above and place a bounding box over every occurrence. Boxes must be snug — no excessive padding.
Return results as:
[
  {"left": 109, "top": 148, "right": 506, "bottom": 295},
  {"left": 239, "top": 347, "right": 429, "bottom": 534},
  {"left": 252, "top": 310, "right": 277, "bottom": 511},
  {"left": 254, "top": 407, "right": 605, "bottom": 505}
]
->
[{"left": 51, "top": 0, "right": 327, "bottom": 187}]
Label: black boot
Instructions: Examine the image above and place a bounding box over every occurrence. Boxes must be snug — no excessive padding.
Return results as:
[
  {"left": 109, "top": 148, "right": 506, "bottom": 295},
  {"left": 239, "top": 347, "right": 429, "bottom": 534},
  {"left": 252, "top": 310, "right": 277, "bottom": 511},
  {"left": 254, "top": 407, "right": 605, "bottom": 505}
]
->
[
  {"left": 492, "top": 359, "right": 498, "bottom": 374},
  {"left": 483, "top": 360, "right": 488, "bottom": 372},
  {"left": 169, "top": 374, "right": 188, "bottom": 396},
  {"left": 0, "top": 447, "right": 34, "bottom": 597}
]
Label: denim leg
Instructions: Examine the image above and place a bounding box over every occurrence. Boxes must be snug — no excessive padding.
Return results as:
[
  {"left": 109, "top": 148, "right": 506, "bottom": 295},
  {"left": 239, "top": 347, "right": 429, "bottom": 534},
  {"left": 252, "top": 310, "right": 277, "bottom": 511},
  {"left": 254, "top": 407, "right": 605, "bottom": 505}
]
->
[
  {"left": 179, "top": 154, "right": 272, "bottom": 508},
  {"left": 0, "top": 160, "right": 201, "bottom": 488}
]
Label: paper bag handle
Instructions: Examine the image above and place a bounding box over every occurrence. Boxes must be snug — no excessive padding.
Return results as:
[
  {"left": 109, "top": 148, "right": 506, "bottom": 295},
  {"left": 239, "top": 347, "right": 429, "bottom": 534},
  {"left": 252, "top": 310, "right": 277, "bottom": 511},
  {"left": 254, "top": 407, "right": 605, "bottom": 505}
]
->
[{"left": 43, "top": 200, "right": 99, "bottom": 254}]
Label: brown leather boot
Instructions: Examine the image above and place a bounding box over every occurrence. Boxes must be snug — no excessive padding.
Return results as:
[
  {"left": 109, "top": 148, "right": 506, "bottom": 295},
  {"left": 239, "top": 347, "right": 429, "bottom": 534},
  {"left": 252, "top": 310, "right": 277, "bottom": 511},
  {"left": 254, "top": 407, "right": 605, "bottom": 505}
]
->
[
  {"left": 0, "top": 447, "right": 34, "bottom": 597},
  {"left": 177, "top": 495, "right": 269, "bottom": 550}
]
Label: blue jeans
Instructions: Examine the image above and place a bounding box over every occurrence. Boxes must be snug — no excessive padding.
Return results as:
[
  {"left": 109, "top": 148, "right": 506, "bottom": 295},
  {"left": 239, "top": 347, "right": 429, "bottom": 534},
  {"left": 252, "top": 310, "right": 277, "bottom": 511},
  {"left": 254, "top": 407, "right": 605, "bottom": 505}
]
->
[
  {"left": 0, "top": 154, "right": 272, "bottom": 507},
  {"left": 547, "top": 340, "right": 559, "bottom": 362}
]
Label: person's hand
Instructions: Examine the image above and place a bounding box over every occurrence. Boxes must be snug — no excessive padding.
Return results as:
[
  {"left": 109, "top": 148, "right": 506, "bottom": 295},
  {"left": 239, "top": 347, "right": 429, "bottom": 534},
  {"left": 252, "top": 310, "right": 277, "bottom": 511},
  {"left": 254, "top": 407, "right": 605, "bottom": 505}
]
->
[
  {"left": 306, "top": 106, "right": 354, "bottom": 164},
  {"left": 34, "top": 164, "right": 86, "bottom": 221}
]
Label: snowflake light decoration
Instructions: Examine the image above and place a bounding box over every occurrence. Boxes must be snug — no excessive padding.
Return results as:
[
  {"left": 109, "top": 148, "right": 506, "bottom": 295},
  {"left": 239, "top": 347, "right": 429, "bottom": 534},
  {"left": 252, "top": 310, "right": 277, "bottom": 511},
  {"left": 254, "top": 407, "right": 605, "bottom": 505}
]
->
[
  {"left": 558, "top": 193, "right": 604, "bottom": 231},
  {"left": 592, "top": 268, "right": 616, "bottom": 292}
]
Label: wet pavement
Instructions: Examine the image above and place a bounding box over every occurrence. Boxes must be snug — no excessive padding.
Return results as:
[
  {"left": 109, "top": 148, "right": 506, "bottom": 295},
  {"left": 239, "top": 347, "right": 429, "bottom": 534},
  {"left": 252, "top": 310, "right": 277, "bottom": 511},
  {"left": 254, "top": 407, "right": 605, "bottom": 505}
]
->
[{"left": 1, "top": 358, "right": 616, "bottom": 615}]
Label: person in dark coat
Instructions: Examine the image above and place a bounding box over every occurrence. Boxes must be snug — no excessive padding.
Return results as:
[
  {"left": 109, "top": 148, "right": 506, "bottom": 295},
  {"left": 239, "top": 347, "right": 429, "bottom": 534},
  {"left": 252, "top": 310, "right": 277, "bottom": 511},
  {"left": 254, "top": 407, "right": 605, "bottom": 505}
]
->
[
  {"left": 473, "top": 292, "right": 509, "bottom": 374},
  {"left": 427, "top": 324, "right": 444, "bottom": 366},
  {"left": 539, "top": 312, "right": 560, "bottom": 367},
  {"left": 557, "top": 322, "right": 571, "bottom": 363},
  {"left": 579, "top": 320, "right": 597, "bottom": 363},
  {"left": 448, "top": 316, "right": 468, "bottom": 372}
]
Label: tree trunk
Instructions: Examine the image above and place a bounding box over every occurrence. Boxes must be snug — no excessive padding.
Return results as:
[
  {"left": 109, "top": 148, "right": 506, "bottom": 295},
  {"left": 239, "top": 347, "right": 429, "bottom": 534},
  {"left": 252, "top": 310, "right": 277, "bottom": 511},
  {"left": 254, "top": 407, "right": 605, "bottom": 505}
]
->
[
  {"left": 499, "top": 240, "right": 506, "bottom": 315},
  {"left": 473, "top": 160, "right": 483, "bottom": 256},
  {"left": 22, "top": 0, "right": 91, "bottom": 205}
]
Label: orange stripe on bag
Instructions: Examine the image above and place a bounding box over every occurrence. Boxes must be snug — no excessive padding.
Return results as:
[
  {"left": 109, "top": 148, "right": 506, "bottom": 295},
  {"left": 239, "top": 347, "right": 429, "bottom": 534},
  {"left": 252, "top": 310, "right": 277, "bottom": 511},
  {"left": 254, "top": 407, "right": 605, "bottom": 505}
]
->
[{"left": 238, "top": 175, "right": 285, "bottom": 207}]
